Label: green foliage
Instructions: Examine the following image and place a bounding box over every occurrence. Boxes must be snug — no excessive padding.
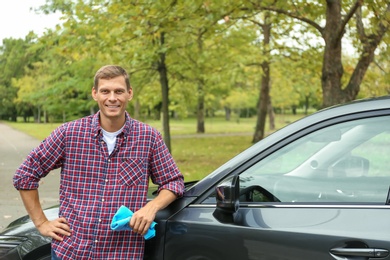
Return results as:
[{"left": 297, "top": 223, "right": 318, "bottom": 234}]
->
[
  {"left": 0, "top": 0, "right": 388, "bottom": 123},
  {"left": 0, "top": 38, "right": 38, "bottom": 120}
]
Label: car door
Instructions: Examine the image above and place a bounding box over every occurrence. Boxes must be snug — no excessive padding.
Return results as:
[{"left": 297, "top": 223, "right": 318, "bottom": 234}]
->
[{"left": 163, "top": 112, "right": 390, "bottom": 260}]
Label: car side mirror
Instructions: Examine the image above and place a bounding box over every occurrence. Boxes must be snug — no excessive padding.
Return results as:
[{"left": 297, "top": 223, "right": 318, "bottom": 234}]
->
[
  {"left": 215, "top": 175, "right": 240, "bottom": 214},
  {"left": 331, "top": 155, "right": 369, "bottom": 177}
]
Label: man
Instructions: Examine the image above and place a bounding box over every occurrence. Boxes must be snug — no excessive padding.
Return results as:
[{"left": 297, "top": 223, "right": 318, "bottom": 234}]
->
[{"left": 13, "top": 65, "right": 185, "bottom": 259}]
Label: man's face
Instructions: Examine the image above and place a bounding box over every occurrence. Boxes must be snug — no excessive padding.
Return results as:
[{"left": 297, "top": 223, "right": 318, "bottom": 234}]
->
[{"left": 91, "top": 76, "right": 133, "bottom": 122}]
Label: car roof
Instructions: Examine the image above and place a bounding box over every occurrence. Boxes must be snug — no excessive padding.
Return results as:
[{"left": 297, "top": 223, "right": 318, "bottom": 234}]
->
[{"left": 306, "top": 95, "right": 390, "bottom": 118}]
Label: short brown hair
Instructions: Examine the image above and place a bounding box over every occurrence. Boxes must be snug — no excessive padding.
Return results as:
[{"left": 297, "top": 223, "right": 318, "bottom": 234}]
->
[{"left": 93, "top": 65, "right": 131, "bottom": 90}]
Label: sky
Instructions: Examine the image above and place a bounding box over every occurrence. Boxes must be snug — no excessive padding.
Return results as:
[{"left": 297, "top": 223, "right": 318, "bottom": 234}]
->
[{"left": 0, "top": 0, "right": 61, "bottom": 43}]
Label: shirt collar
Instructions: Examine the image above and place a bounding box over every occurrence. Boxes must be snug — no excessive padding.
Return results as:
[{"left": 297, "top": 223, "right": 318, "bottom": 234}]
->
[{"left": 92, "top": 111, "right": 133, "bottom": 138}]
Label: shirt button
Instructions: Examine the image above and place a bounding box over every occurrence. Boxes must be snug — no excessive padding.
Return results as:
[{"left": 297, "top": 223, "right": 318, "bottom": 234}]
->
[
  {"left": 105, "top": 179, "right": 108, "bottom": 183},
  {"left": 102, "top": 199, "right": 105, "bottom": 202},
  {"left": 95, "top": 240, "right": 98, "bottom": 243},
  {"left": 108, "top": 159, "right": 111, "bottom": 162},
  {"left": 99, "top": 219, "right": 102, "bottom": 222}
]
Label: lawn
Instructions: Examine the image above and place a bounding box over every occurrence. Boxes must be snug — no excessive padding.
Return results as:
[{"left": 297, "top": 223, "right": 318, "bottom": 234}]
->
[{"left": 5, "top": 114, "right": 304, "bottom": 181}]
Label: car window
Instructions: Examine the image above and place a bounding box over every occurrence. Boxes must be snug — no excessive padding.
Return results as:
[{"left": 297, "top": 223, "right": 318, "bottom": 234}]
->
[{"left": 238, "top": 115, "right": 390, "bottom": 204}]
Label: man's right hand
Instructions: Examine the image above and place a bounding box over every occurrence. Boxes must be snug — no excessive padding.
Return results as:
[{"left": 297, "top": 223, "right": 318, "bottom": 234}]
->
[{"left": 37, "top": 217, "right": 72, "bottom": 241}]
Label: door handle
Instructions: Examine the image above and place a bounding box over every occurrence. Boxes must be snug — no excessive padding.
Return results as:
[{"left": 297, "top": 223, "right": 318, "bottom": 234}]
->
[{"left": 330, "top": 247, "right": 389, "bottom": 258}]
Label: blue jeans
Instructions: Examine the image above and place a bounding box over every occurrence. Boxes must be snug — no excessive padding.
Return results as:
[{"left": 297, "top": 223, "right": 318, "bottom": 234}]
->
[{"left": 51, "top": 248, "right": 61, "bottom": 260}]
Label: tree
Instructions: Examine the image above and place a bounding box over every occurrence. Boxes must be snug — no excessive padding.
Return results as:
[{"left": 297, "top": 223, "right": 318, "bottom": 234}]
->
[
  {"left": 168, "top": 2, "right": 246, "bottom": 134},
  {"left": 17, "top": 0, "right": 388, "bottom": 145},
  {"left": 253, "top": 0, "right": 390, "bottom": 107},
  {"left": 0, "top": 37, "right": 36, "bottom": 121},
  {"left": 247, "top": 12, "right": 273, "bottom": 143}
]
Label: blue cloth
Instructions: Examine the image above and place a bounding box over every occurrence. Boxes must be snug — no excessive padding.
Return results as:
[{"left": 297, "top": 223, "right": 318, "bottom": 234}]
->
[{"left": 110, "top": 205, "right": 157, "bottom": 240}]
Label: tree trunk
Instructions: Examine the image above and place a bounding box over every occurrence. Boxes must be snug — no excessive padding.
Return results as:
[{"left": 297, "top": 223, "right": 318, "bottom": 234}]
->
[
  {"left": 321, "top": 1, "right": 390, "bottom": 107},
  {"left": 225, "top": 107, "right": 231, "bottom": 121},
  {"left": 157, "top": 32, "right": 172, "bottom": 152},
  {"left": 321, "top": 0, "right": 344, "bottom": 107},
  {"left": 268, "top": 99, "right": 275, "bottom": 131},
  {"left": 196, "top": 80, "right": 205, "bottom": 133},
  {"left": 343, "top": 3, "right": 390, "bottom": 100},
  {"left": 153, "top": 102, "right": 162, "bottom": 120},
  {"left": 304, "top": 95, "right": 309, "bottom": 115},
  {"left": 10, "top": 106, "right": 17, "bottom": 122},
  {"left": 37, "top": 107, "right": 41, "bottom": 123},
  {"left": 196, "top": 35, "right": 205, "bottom": 134},
  {"left": 44, "top": 110, "right": 48, "bottom": 124},
  {"left": 252, "top": 17, "right": 271, "bottom": 143}
]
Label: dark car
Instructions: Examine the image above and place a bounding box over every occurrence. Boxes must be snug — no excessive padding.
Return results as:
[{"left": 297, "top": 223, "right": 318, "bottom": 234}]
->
[{"left": 1, "top": 96, "right": 390, "bottom": 260}]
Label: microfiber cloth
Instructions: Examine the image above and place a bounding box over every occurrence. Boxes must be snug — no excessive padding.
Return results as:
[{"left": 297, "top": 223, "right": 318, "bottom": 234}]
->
[{"left": 110, "top": 205, "right": 157, "bottom": 240}]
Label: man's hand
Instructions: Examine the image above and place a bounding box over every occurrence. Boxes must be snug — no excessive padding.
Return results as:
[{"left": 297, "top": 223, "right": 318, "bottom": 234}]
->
[
  {"left": 37, "top": 217, "right": 72, "bottom": 241},
  {"left": 19, "top": 189, "right": 72, "bottom": 241},
  {"left": 129, "top": 204, "right": 157, "bottom": 236},
  {"left": 129, "top": 189, "right": 178, "bottom": 236}
]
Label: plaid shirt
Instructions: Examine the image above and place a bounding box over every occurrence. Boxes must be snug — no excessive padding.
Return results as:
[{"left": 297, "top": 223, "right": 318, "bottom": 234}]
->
[{"left": 13, "top": 112, "right": 184, "bottom": 259}]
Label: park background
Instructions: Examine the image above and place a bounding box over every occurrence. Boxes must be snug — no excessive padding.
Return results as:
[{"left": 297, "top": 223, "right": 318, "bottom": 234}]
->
[{"left": 0, "top": 0, "right": 389, "bottom": 226}]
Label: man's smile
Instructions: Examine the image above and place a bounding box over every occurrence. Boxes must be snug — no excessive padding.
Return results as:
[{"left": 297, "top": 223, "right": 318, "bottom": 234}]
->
[{"left": 106, "top": 105, "right": 120, "bottom": 108}]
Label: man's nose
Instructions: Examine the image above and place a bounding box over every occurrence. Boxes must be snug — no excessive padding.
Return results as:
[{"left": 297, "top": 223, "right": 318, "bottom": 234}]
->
[{"left": 108, "top": 91, "right": 117, "bottom": 100}]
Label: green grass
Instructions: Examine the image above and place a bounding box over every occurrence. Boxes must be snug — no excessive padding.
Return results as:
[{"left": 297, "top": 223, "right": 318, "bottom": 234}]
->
[
  {"left": 7, "top": 122, "right": 62, "bottom": 139},
  {"left": 145, "top": 114, "right": 303, "bottom": 135},
  {"left": 172, "top": 135, "right": 254, "bottom": 181},
  {"left": 5, "top": 114, "right": 304, "bottom": 181}
]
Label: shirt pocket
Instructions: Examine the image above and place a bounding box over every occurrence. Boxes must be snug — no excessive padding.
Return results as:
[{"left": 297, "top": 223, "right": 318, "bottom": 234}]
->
[{"left": 118, "top": 158, "right": 147, "bottom": 187}]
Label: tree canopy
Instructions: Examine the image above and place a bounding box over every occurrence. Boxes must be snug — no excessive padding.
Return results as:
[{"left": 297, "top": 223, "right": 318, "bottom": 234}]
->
[{"left": 0, "top": 0, "right": 388, "bottom": 144}]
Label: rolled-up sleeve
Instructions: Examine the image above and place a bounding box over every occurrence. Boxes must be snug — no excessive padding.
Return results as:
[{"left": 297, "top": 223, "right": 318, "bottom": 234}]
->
[
  {"left": 13, "top": 125, "right": 65, "bottom": 190},
  {"left": 150, "top": 132, "right": 184, "bottom": 197}
]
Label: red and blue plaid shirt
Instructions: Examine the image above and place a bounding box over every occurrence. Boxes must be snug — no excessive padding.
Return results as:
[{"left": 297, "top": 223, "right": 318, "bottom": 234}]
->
[{"left": 13, "top": 112, "right": 185, "bottom": 259}]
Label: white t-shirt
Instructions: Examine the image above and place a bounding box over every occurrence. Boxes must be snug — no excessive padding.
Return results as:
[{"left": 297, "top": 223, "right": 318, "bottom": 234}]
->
[{"left": 102, "top": 126, "right": 124, "bottom": 155}]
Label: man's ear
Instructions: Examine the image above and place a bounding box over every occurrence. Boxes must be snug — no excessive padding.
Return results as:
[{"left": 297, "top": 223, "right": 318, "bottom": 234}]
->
[
  {"left": 91, "top": 87, "right": 98, "bottom": 101},
  {"left": 128, "top": 88, "right": 133, "bottom": 101}
]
